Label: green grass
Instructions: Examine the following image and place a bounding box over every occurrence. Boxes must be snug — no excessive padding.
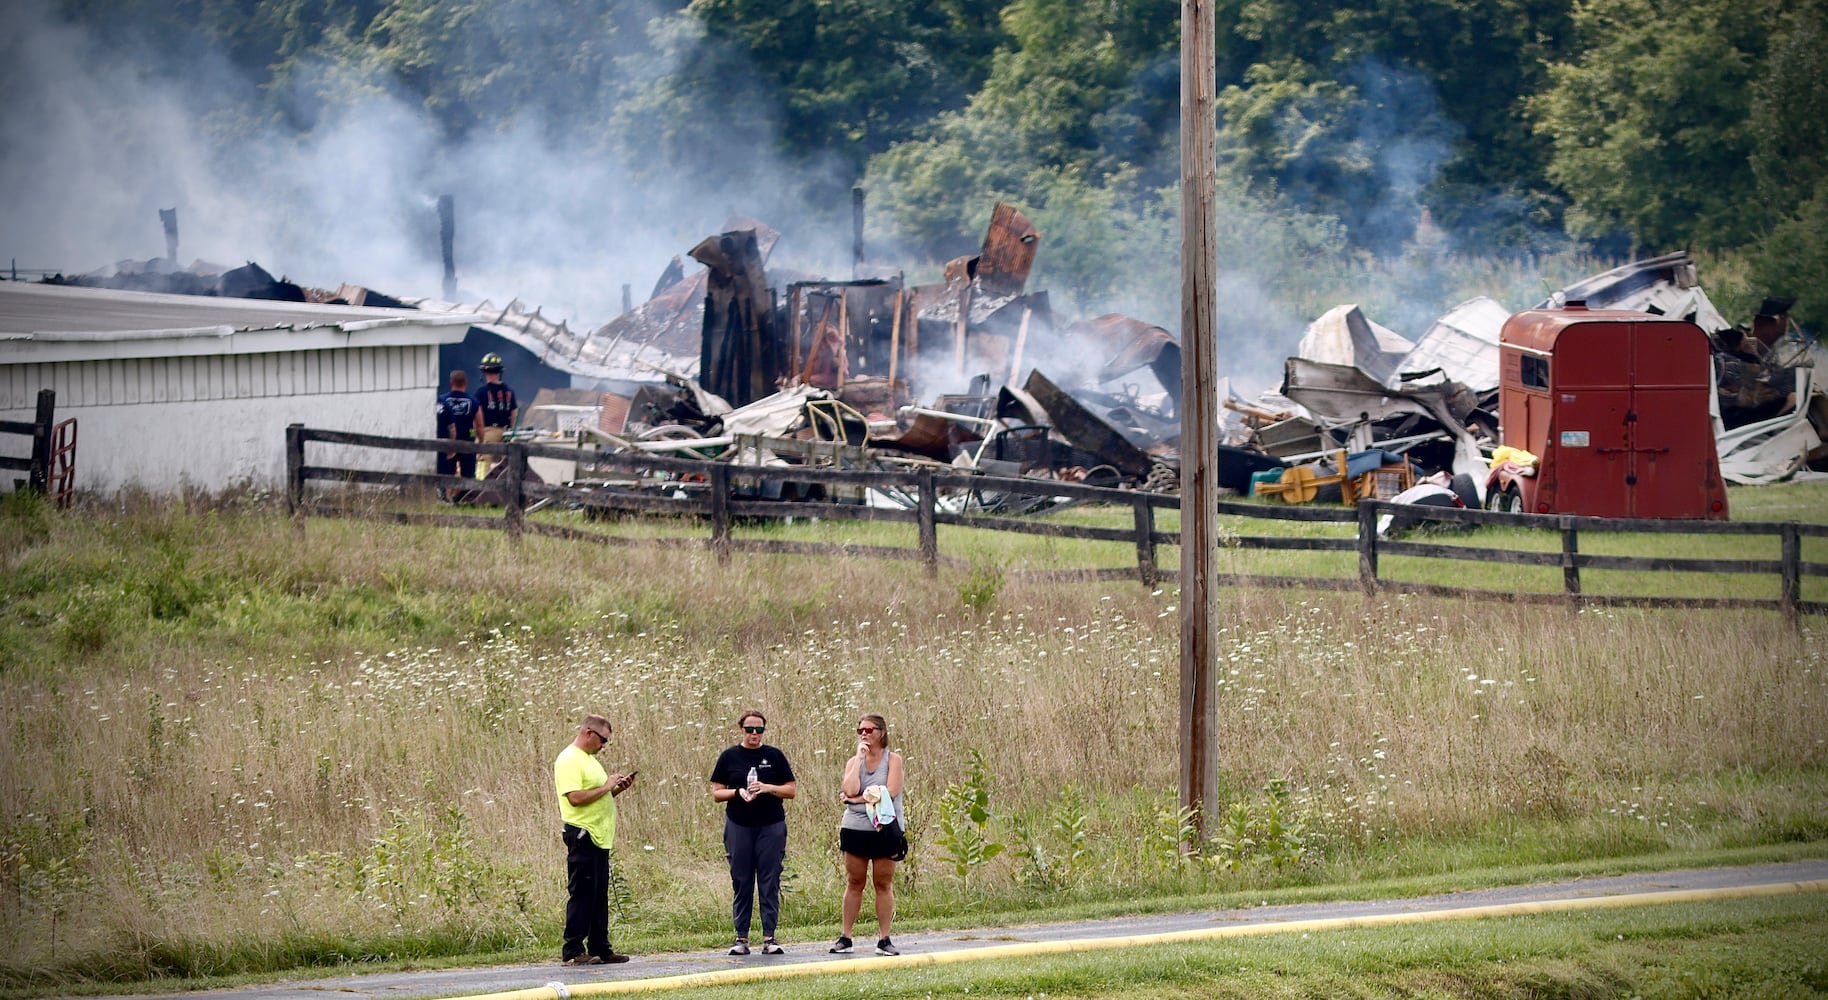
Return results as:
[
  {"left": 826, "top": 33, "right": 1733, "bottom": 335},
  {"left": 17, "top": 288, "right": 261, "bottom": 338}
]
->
[
  {"left": 623, "top": 893, "right": 1828, "bottom": 1000},
  {"left": 1, "top": 484, "right": 1824, "bottom": 995},
  {"left": 520, "top": 479, "right": 1828, "bottom": 601}
]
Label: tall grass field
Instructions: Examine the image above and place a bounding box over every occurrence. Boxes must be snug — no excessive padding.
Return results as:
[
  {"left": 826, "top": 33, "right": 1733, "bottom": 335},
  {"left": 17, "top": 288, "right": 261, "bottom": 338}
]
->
[{"left": 0, "top": 482, "right": 1823, "bottom": 993}]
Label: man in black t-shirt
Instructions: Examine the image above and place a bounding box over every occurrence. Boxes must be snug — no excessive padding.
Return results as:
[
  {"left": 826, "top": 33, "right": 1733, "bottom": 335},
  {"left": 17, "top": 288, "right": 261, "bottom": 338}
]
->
[
  {"left": 709, "top": 710, "right": 797, "bottom": 955},
  {"left": 434, "top": 370, "right": 480, "bottom": 501},
  {"left": 474, "top": 353, "right": 517, "bottom": 477}
]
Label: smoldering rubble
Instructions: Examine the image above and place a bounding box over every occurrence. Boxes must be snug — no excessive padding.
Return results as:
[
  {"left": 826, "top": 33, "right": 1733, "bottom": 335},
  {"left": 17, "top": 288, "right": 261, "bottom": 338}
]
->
[{"left": 42, "top": 213, "right": 1827, "bottom": 517}]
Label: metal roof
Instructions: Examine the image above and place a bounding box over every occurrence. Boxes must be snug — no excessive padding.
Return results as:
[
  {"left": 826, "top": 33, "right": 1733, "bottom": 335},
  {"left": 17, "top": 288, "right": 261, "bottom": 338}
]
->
[{"left": 0, "top": 280, "right": 479, "bottom": 362}]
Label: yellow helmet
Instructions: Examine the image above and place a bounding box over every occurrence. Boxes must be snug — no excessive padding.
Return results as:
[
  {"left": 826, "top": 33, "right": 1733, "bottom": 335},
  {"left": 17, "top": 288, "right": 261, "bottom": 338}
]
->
[{"left": 480, "top": 352, "right": 504, "bottom": 372}]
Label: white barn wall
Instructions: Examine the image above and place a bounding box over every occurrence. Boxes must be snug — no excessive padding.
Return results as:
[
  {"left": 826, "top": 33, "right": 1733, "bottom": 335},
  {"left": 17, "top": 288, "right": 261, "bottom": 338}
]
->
[{"left": 1, "top": 345, "right": 441, "bottom": 494}]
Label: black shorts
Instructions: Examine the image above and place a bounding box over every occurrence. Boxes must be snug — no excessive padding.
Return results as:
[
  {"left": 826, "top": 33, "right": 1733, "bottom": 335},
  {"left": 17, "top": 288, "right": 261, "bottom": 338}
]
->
[{"left": 840, "top": 824, "right": 906, "bottom": 861}]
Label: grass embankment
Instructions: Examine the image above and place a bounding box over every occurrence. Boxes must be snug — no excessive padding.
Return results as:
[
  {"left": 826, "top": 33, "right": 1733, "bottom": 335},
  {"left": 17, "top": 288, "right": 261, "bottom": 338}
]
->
[
  {"left": 625, "top": 893, "right": 1828, "bottom": 1000},
  {"left": 0, "top": 483, "right": 1823, "bottom": 996}
]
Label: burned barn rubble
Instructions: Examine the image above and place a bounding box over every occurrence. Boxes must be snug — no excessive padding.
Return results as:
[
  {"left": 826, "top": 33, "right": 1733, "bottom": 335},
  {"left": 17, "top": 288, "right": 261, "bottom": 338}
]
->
[
  {"left": 39, "top": 213, "right": 1824, "bottom": 520},
  {"left": 532, "top": 235, "right": 1822, "bottom": 522},
  {"left": 538, "top": 202, "right": 1197, "bottom": 513},
  {"left": 1231, "top": 252, "right": 1827, "bottom": 525}
]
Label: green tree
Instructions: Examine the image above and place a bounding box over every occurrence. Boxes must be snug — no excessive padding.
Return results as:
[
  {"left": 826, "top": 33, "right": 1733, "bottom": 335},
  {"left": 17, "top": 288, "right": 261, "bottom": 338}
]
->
[
  {"left": 363, "top": 0, "right": 661, "bottom": 141},
  {"left": 861, "top": 0, "right": 1178, "bottom": 260},
  {"left": 1747, "top": 1, "right": 1828, "bottom": 331},
  {"left": 677, "top": 0, "right": 1007, "bottom": 176},
  {"left": 1529, "top": 0, "right": 1783, "bottom": 253}
]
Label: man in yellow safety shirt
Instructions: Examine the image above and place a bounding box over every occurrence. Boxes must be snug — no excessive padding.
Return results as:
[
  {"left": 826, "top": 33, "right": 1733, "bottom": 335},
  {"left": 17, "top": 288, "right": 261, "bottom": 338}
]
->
[{"left": 554, "top": 714, "right": 636, "bottom": 965}]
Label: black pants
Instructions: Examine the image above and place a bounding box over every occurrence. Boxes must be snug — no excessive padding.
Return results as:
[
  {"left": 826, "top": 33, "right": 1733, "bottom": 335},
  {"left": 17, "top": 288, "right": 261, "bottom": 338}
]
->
[
  {"left": 724, "top": 818, "right": 787, "bottom": 939},
  {"left": 562, "top": 825, "right": 613, "bottom": 960},
  {"left": 436, "top": 445, "right": 476, "bottom": 481}
]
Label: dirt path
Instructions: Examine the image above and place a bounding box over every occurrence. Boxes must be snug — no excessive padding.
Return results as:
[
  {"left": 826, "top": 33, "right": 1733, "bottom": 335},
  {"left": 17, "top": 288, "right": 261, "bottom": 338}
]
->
[{"left": 87, "top": 859, "right": 1828, "bottom": 1000}]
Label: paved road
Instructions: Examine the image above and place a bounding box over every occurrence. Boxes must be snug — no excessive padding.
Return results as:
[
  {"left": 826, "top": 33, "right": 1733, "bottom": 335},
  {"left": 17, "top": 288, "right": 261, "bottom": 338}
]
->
[{"left": 89, "top": 860, "right": 1828, "bottom": 1000}]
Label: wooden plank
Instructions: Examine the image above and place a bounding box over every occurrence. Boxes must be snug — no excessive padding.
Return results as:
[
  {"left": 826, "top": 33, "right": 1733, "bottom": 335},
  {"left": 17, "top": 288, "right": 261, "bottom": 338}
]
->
[
  {"left": 726, "top": 499, "right": 919, "bottom": 525},
  {"left": 504, "top": 444, "right": 526, "bottom": 541},
  {"left": 286, "top": 424, "right": 304, "bottom": 519},
  {"left": 1007, "top": 306, "right": 1032, "bottom": 386},
  {"left": 940, "top": 513, "right": 1134, "bottom": 542},
  {"left": 1133, "top": 495, "right": 1158, "bottom": 586},
  {"left": 789, "top": 285, "right": 804, "bottom": 377},
  {"left": 1230, "top": 536, "right": 1360, "bottom": 553},
  {"left": 887, "top": 286, "right": 903, "bottom": 388},
  {"left": 710, "top": 464, "right": 731, "bottom": 562},
  {"left": 1183, "top": 0, "right": 1223, "bottom": 836},
  {"left": 1216, "top": 499, "right": 1358, "bottom": 522},
  {"left": 1379, "top": 540, "right": 1568, "bottom": 567},
  {"left": 1782, "top": 524, "right": 1801, "bottom": 623},
  {"left": 300, "top": 465, "right": 510, "bottom": 499},
  {"left": 1361, "top": 499, "right": 1828, "bottom": 537},
  {"left": 918, "top": 468, "right": 937, "bottom": 575},
  {"left": 1357, "top": 501, "right": 1378, "bottom": 595},
  {"left": 564, "top": 490, "right": 715, "bottom": 517},
  {"left": 30, "top": 389, "right": 54, "bottom": 492},
  {"left": 1573, "top": 554, "right": 1782, "bottom": 574}
]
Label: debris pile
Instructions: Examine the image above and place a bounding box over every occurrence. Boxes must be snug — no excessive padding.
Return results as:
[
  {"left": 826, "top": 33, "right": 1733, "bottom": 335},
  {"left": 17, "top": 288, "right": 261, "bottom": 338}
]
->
[{"left": 38, "top": 211, "right": 1826, "bottom": 517}]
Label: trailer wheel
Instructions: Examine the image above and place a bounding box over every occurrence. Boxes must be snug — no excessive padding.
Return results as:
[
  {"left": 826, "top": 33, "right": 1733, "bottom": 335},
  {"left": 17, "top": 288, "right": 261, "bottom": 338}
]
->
[{"left": 1483, "top": 482, "right": 1524, "bottom": 514}]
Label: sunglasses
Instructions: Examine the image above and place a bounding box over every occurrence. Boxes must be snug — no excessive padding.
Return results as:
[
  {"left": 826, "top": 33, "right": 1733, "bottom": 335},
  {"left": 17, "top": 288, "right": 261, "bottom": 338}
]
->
[
  {"left": 742, "top": 725, "right": 766, "bottom": 734},
  {"left": 856, "top": 726, "right": 878, "bottom": 735}
]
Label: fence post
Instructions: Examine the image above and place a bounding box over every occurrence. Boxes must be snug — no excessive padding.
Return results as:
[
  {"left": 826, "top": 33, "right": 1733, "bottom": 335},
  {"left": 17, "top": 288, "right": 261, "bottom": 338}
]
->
[
  {"left": 1781, "top": 523, "right": 1801, "bottom": 625},
  {"left": 917, "top": 468, "right": 938, "bottom": 577},
  {"left": 1356, "top": 501, "right": 1378, "bottom": 596},
  {"left": 504, "top": 443, "right": 527, "bottom": 542},
  {"left": 28, "top": 389, "right": 54, "bottom": 493},
  {"left": 1560, "top": 517, "right": 1581, "bottom": 597},
  {"left": 710, "top": 463, "right": 732, "bottom": 563},
  {"left": 1132, "top": 494, "right": 1158, "bottom": 586},
  {"left": 286, "top": 423, "right": 305, "bottom": 537}
]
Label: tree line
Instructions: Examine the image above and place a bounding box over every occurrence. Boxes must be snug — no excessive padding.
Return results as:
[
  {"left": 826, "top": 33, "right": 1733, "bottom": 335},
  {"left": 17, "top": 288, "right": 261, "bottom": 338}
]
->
[{"left": 54, "top": 0, "right": 1828, "bottom": 330}]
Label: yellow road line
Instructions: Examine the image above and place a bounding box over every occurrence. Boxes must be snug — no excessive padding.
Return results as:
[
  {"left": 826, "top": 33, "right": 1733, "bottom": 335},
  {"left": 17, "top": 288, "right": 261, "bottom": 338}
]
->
[{"left": 458, "top": 878, "right": 1828, "bottom": 1000}]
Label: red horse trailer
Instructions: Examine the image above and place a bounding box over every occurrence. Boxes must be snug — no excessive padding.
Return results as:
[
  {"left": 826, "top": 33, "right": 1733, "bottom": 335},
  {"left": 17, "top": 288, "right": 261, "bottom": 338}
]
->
[{"left": 1493, "top": 304, "right": 1728, "bottom": 519}]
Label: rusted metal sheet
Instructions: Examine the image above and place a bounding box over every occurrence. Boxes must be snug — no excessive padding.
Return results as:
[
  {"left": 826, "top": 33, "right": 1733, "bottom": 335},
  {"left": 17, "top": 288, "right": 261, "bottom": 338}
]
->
[
  {"left": 1068, "top": 314, "right": 1182, "bottom": 410},
  {"left": 977, "top": 202, "right": 1039, "bottom": 299},
  {"left": 1022, "top": 369, "right": 1152, "bottom": 479},
  {"left": 693, "top": 228, "right": 787, "bottom": 408}
]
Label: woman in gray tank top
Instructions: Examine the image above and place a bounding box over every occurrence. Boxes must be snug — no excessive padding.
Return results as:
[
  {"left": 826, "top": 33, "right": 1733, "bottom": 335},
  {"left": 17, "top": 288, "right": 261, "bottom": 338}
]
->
[{"left": 830, "top": 713, "right": 905, "bottom": 956}]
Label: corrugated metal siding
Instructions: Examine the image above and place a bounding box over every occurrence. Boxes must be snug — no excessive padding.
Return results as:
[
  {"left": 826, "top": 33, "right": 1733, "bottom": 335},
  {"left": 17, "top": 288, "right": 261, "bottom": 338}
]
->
[{"left": 1, "top": 346, "right": 435, "bottom": 409}]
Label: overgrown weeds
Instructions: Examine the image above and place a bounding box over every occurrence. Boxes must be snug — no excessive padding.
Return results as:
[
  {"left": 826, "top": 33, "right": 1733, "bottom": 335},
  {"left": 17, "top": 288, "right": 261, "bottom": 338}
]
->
[{"left": 0, "top": 496, "right": 1823, "bottom": 990}]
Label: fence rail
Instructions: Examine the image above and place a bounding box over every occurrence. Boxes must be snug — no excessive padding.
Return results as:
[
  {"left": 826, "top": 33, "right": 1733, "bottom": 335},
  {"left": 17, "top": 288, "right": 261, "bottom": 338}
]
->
[
  {"left": 1, "top": 389, "right": 70, "bottom": 506},
  {"left": 286, "top": 424, "right": 1828, "bottom": 620}
]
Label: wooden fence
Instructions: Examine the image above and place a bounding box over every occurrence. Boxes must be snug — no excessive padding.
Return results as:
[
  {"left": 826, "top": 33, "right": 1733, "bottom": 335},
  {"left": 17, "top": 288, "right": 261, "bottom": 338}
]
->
[
  {"left": 286, "top": 424, "right": 1828, "bottom": 620},
  {"left": 1, "top": 389, "right": 74, "bottom": 506}
]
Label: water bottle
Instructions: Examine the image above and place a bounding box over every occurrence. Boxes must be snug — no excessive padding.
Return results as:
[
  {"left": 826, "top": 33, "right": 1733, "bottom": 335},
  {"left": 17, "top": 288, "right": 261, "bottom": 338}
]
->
[{"left": 742, "top": 766, "right": 759, "bottom": 801}]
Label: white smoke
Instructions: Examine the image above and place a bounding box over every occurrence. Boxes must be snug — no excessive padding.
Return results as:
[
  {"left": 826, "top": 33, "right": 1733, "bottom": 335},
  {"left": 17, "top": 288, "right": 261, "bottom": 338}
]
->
[{"left": 0, "top": 0, "right": 860, "bottom": 330}]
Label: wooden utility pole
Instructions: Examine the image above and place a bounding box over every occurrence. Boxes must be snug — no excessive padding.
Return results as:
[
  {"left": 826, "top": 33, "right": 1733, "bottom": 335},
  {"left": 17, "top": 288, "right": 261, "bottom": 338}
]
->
[{"left": 1179, "top": 0, "right": 1220, "bottom": 840}]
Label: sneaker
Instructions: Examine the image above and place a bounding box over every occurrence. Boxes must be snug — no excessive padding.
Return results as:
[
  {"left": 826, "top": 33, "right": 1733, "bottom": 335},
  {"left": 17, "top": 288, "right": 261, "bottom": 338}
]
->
[
  {"left": 728, "top": 940, "right": 750, "bottom": 956},
  {"left": 875, "top": 937, "right": 899, "bottom": 956},
  {"left": 828, "top": 935, "right": 853, "bottom": 954},
  {"left": 563, "top": 955, "right": 603, "bottom": 966},
  {"left": 761, "top": 938, "right": 784, "bottom": 955},
  {"left": 599, "top": 952, "right": 631, "bottom": 964}
]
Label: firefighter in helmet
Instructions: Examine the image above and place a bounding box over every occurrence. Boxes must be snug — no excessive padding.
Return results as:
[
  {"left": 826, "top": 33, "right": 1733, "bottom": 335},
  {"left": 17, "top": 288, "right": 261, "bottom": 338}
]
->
[{"left": 475, "top": 352, "right": 518, "bottom": 477}]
